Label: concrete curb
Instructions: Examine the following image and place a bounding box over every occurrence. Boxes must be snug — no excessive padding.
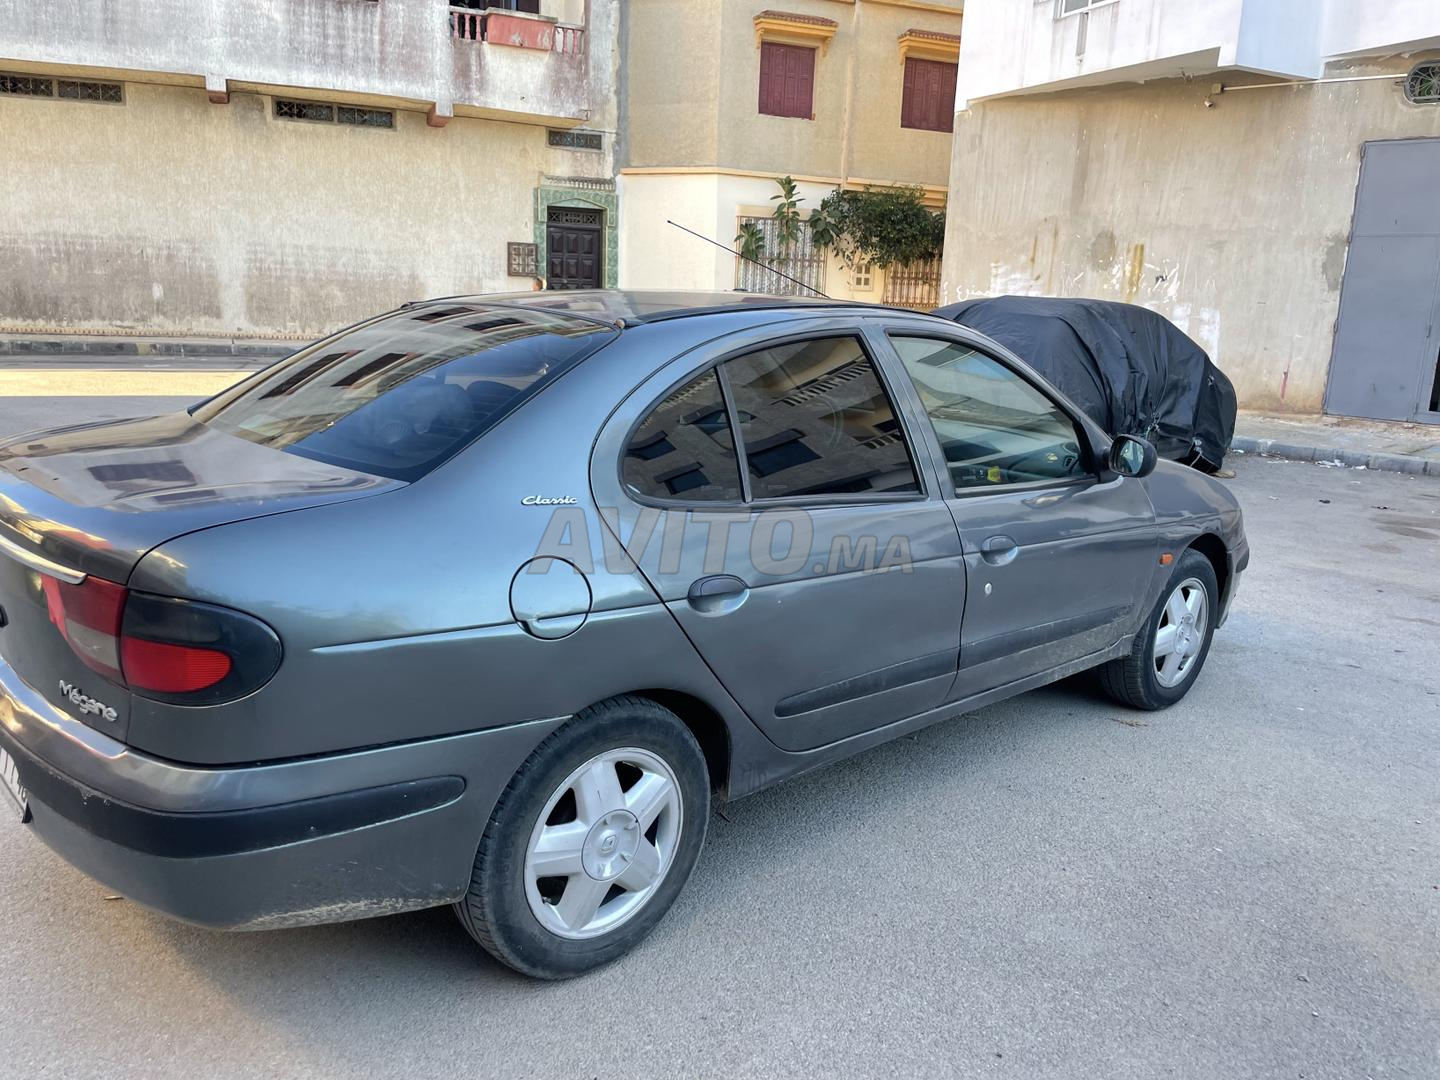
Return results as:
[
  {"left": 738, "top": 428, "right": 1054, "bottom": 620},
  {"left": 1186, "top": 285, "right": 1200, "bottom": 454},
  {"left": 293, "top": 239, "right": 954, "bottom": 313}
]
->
[
  {"left": 0, "top": 336, "right": 301, "bottom": 359},
  {"left": 1232, "top": 436, "right": 1440, "bottom": 477}
]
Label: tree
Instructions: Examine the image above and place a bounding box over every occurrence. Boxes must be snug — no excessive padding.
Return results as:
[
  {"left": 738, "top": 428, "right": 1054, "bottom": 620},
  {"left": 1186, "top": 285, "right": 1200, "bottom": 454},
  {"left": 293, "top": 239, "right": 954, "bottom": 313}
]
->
[{"left": 806, "top": 186, "right": 945, "bottom": 269}]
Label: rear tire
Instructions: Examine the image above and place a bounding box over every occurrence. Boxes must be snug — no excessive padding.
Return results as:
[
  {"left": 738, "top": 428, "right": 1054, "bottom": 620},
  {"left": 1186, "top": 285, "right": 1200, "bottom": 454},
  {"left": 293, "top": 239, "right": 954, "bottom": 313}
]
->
[
  {"left": 455, "top": 695, "right": 710, "bottom": 979},
  {"left": 1100, "top": 549, "right": 1218, "bottom": 711}
]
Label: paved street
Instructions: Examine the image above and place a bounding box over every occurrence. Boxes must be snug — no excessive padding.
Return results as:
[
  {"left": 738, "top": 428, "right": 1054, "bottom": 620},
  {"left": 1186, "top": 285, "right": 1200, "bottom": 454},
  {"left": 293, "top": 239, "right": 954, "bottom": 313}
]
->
[{"left": 1, "top": 394, "right": 1437, "bottom": 1079}]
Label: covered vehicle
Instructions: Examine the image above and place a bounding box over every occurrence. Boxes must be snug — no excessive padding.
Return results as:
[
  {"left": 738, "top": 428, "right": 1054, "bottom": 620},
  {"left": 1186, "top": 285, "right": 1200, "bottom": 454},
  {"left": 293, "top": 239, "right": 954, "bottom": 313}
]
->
[{"left": 932, "top": 296, "right": 1237, "bottom": 472}]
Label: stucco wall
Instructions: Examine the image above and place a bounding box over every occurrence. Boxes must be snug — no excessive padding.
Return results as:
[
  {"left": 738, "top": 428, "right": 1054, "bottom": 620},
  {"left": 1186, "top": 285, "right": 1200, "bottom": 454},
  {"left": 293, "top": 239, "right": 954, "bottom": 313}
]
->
[
  {"left": 940, "top": 57, "right": 1440, "bottom": 414},
  {"left": 623, "top": 0, "right": 724, "bottom": 168},
  {"left": 619, "top": 171, "right": 885, "bottom": 300},
  {"left": 626, "top": 0, "right": 960, "bottom": 188},
  {"left": 0, "top": 81, "right": 611, "bottom": 337}
]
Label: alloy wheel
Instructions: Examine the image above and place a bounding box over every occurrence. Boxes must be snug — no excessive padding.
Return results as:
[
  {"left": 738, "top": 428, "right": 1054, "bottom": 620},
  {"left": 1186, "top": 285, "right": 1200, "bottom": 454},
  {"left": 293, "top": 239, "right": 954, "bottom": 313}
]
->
[
  {"left": 523, "top": 747, "right": 683, "bottom": 940},
  {"left": 1153, "top": 576, "right": 1209, "bottom": 688}
]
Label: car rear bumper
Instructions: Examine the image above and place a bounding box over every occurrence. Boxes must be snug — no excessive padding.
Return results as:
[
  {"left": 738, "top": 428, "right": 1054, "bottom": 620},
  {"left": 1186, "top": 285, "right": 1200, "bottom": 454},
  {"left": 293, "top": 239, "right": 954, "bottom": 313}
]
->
[{"left": 0, "top": 653, "right": 563, "bottom": 930}]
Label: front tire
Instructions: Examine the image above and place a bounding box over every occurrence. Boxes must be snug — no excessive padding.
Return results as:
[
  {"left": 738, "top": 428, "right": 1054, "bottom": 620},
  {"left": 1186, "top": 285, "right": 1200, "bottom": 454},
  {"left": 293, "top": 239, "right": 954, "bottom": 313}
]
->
[
  {"left": 455, "top": 696, "right": 710, "bottom": 979},
  {"left": 1100, "top": 549, "right": 1218, "bottom": 710}
]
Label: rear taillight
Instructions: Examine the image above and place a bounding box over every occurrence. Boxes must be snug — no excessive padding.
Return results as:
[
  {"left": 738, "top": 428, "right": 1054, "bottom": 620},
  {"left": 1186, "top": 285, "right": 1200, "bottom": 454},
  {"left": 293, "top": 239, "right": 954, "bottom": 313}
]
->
[{"left": 42, "top": 573, "right": 281, "bottom": 705}]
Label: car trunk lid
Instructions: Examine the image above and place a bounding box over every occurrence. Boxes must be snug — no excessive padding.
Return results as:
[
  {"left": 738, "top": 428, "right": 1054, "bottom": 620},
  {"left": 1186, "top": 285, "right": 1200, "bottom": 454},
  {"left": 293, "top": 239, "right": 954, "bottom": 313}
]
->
[{"left": 0, "top": 411, "right": 399, "bottom": 739}]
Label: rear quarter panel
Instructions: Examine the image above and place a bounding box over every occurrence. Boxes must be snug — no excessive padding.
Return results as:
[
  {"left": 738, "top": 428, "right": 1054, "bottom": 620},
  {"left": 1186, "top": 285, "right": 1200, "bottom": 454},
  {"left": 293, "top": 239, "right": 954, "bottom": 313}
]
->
[{"left": 125, "top": 327, "right": 760, "bottom": 765}]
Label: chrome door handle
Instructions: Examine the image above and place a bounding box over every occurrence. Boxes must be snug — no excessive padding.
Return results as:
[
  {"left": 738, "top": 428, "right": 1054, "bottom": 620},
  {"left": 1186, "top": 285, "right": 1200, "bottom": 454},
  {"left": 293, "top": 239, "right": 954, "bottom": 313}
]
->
[
  {"left": 686, "top": 574, "right": 749, "bottom": 615},
  {"left": 979, "top": 535, "right": 1019, "bottom": 566}
]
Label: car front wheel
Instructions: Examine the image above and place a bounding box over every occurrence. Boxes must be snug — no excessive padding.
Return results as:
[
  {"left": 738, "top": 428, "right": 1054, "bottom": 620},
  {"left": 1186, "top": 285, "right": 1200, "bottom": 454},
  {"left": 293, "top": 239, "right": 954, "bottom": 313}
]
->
[
  {"left": 455, "top": 696, "right": 710, "bottom": 979},
  {"left": 1100, "top": 548, "right": 1219, "bottom": 710}
]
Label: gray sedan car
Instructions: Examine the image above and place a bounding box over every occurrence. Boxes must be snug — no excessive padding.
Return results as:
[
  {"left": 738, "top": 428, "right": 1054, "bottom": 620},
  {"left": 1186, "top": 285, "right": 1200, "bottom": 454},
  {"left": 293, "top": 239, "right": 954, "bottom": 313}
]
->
[{"left": 0, "top": 291, "right": 1247, "bottom": 978}]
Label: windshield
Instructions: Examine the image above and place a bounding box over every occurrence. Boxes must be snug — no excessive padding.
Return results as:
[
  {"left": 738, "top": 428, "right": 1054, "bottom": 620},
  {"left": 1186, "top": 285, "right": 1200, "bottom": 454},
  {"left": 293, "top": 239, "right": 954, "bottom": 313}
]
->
[{"left": 194, "top": 303, "right": 617, "bottom": 481}]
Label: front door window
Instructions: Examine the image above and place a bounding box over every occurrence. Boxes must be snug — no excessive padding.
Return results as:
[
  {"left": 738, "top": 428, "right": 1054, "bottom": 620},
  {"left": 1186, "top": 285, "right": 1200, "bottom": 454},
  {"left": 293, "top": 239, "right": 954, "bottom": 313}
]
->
[{"left": 890, "top": 336, "right": 1088, "bottom": 491}]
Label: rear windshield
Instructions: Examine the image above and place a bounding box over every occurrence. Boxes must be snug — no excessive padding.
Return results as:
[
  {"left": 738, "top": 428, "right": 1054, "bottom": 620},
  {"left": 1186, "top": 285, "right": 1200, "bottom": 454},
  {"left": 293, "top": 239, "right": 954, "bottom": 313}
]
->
[{"left": 194, "top": 304, "right": 616, "bottom": 481}]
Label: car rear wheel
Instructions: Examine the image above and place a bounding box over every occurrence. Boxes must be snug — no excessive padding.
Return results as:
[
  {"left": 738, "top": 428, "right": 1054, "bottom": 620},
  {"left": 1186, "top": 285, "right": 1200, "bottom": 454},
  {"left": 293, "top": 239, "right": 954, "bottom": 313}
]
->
[
  {"left": 1100, "top": 549, "right": 1218, "bottom": 710},
  {"left": 455, "top": 696, "right": 710, "bottom": 979}
]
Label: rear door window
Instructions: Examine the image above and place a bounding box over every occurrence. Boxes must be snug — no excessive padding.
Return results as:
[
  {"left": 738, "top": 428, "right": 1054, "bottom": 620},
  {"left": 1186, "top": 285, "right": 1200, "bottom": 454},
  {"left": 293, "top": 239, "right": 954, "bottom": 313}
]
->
[
  {"left": 194, "top": 304, "right": 616, "bottom": 481},
  {"left": 721, "top": 336, "right": 920, "bottom": 499},
  {"left": 622, "top": 369, "right": 744, "bottom": 502}
]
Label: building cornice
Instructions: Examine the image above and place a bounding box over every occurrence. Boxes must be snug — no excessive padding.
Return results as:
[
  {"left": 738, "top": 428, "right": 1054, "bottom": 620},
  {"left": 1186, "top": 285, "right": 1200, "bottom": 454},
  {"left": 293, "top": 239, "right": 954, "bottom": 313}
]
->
[
  {"left": 863, "top": 0, "right": 964, "bottom": 17},
  {"left": 754, "top": 10, "right": 840, "bottom": 56},
  {"left": 898, "top": 28, "right": 961, "bottom": 67},
  {"left": 619, "top": 166, "right": 947, "bottom": 206}
]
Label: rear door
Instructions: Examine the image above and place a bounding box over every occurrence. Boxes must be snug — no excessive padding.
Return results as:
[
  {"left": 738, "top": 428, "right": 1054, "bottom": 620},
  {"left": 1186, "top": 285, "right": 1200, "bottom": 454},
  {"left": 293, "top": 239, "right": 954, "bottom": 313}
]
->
[
  {"left": 591, "top": 318, "right": 965, "bottom": 752},
  {"left": 873, "top": 324, "right": 1159, "bottom": 696}
]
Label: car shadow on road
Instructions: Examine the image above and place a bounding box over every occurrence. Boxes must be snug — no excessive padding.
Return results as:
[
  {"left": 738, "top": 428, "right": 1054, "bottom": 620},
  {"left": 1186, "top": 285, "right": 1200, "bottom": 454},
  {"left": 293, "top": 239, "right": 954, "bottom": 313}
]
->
[{"left": 104, "top": 665, "right": 1242, "bottom": 1072}]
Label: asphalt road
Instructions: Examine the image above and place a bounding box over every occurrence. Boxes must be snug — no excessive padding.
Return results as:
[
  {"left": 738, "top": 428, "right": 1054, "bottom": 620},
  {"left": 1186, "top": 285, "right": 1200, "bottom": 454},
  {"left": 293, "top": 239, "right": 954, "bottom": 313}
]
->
[{"left": 0, "top": 395, "right": 1437, "bottom": 1080}]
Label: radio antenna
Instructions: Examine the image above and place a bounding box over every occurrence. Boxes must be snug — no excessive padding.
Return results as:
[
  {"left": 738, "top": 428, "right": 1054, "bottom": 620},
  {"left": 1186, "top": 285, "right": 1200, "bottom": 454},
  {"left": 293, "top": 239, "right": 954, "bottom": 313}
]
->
[{"left": 666, "top": 219, "right": 831, "bottom": 299}]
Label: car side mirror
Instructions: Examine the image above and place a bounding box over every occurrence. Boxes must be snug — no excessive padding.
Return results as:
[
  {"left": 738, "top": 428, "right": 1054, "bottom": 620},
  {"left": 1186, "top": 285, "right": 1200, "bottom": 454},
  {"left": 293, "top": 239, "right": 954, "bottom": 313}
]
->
[{"left": 1109, "top": 434, "right": 1158, "bottom": 479}]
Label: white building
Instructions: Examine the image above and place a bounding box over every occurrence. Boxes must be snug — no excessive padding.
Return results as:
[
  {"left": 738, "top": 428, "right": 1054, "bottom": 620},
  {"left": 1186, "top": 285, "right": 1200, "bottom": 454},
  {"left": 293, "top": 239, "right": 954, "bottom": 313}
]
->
[
  {"left": 0, "top": 0, "right": 620, "bottom": 340},
  {"left": 943, "top": 0, "right": 1440, "bottom": 422}
]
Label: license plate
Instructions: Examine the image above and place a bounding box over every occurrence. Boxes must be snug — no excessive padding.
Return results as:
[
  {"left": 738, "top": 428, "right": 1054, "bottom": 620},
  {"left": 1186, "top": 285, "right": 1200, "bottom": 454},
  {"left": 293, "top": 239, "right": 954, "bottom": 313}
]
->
[{"left": 0, "top": 746, "right": 28, "bottom": 822}]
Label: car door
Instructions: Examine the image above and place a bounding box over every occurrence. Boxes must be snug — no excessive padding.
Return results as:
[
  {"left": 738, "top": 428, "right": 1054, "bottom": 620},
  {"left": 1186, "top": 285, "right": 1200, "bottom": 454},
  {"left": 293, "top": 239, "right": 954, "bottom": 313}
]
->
[
  {"left": 590, "top": 318, "right": 966, "bottom": 753},
  {"left": 873, "top": 324, "right": 1160, "bottom": 697}
]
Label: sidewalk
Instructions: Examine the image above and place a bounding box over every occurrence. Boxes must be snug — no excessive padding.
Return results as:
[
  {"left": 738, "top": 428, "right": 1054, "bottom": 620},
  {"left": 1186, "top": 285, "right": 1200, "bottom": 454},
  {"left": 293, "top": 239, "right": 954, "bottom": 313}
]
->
[
  {"left": 1233, "top": 412, "right": 1440, "bottom": 477},
  {"left": 0, "top": 333, "right": 301, "bottom": 361}
]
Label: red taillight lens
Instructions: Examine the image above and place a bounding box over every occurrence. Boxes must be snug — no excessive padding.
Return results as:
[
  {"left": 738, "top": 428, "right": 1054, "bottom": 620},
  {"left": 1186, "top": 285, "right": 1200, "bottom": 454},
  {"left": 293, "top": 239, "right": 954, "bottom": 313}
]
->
[
  {"left": 41, "top": 573, "right": 279, "bottom": 704},
  {"left": 120, "top": 637, "right": 233, "bottom": 694},
  {"left": 41, "top": 574, "right": 127, "bottom": 680}
]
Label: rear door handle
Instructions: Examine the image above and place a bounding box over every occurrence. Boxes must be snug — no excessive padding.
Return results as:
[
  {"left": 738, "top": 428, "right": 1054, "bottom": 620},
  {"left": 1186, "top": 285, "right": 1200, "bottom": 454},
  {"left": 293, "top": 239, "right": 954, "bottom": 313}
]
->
[
  {"left": 979, "top": 535, "right": 1019, "bottom": 566},
  {"left": 686, "top": 574, "right": 749, "bottom": 615}
]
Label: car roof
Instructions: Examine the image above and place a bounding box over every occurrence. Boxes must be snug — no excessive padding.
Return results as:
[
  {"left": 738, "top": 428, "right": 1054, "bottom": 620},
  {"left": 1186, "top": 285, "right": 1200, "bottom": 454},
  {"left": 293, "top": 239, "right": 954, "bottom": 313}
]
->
[{"left": 405, "top": 289, "right": 934, "bottom": 326}]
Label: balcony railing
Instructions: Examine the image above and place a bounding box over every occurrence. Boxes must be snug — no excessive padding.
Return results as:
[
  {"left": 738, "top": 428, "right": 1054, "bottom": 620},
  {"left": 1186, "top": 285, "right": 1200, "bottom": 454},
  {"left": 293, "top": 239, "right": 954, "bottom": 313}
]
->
[{"left": 448, "top": 8, "right": 585, "bottom": 53}]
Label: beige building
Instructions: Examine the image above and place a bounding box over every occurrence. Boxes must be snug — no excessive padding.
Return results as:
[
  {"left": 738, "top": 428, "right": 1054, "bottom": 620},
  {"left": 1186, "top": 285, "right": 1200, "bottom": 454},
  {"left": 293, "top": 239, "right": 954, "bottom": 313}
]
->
[
  {"left": 0, "top": 0, "right": 620, "bottom": 341},
  {"left": 619, "top": 0, "right": 963, "bottom": 307}
]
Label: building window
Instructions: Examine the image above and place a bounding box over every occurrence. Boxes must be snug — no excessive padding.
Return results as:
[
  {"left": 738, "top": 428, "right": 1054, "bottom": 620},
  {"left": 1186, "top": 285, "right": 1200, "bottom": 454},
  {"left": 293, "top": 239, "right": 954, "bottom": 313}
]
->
[
  {"left": 759, "top": 42, "right": 816, "bottom": 119},
  {"left": 882, "top": 258, "right": 942, "bottom": 311},
  {"left": 1057, "top": 0, "right": 1116, "bottom": 16},
  {"left": 1405, "top": 62, "right": 1440, "bottom": 105},
  {"left": 0, "top": 73, "right": 122, "bottom": 103},
  {"left": 275, "top": 99, "right": 394, "bottom": 129},
  {"left": 735, "top": 215, "right": 826, "bottom": 297},
  {"left": 548, "top": 129, "right": 604, "bottom": 151},
  {"left": 850, "top": 264, "right": 874, "bottom": 291},
  {"left": 337, "top": 105, "right": 396, "bottom": 128},
  {"left": 900, "top": 57, "right": 957, "bottom": 133}
]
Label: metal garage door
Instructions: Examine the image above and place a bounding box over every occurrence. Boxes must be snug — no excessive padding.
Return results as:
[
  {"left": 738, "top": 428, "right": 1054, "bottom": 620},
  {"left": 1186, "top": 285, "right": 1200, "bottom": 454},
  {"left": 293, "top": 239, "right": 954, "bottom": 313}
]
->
[{"left": 1325, "top": 138, "right": 1440, "bottom": 423}]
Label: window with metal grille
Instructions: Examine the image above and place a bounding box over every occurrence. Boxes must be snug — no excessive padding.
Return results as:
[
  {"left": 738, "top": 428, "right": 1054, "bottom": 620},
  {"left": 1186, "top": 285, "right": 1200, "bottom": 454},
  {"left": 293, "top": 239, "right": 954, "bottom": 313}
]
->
[
  {"left": 276, "top": 99, "right": 394, "bottom": 129},
  {"left": 548, "top": 129, "right": 604, "bottom": 151},
  {"left": 57, "top": 79, "right": 123, "bottom": 103},
  {"left": 1405, "top": 62, "right": 1440, "bottom": 105},
  {"left": 1, "top": 74, "right": 122, "bottom": 102},
  {"left": 0, "top": 73, "right": 54, "bottom": 97},
  {"left": 275, "top": 99, "right": 335, "bottom": 122},
  {"left": 337, "top": 105, "right": 395, "bottom": 128},
  {"left": 735, "top": 215, "right": 826, "bottom": 297},
  {"left": 758, "top": 42, "right": 815, "bottom": 119},
  {"left": 882, "top": 258, "right": 942, "bottom": 311},
  {"left": 900, "top": 57, "right": 956, "bottom": 132}
]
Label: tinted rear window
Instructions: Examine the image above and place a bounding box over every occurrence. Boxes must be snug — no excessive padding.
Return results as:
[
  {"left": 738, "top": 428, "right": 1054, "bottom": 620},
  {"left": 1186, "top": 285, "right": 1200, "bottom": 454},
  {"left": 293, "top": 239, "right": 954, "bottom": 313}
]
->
[{"left": 194, "top": 304, "right": 616, "bottom": 481}]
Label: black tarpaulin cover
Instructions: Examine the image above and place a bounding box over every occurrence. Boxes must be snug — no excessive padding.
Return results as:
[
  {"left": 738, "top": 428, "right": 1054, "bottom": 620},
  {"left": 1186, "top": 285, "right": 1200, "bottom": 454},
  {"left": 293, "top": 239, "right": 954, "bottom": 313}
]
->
[{"left": 932, "top": 296, "right": 1237, "bottom": 470}]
